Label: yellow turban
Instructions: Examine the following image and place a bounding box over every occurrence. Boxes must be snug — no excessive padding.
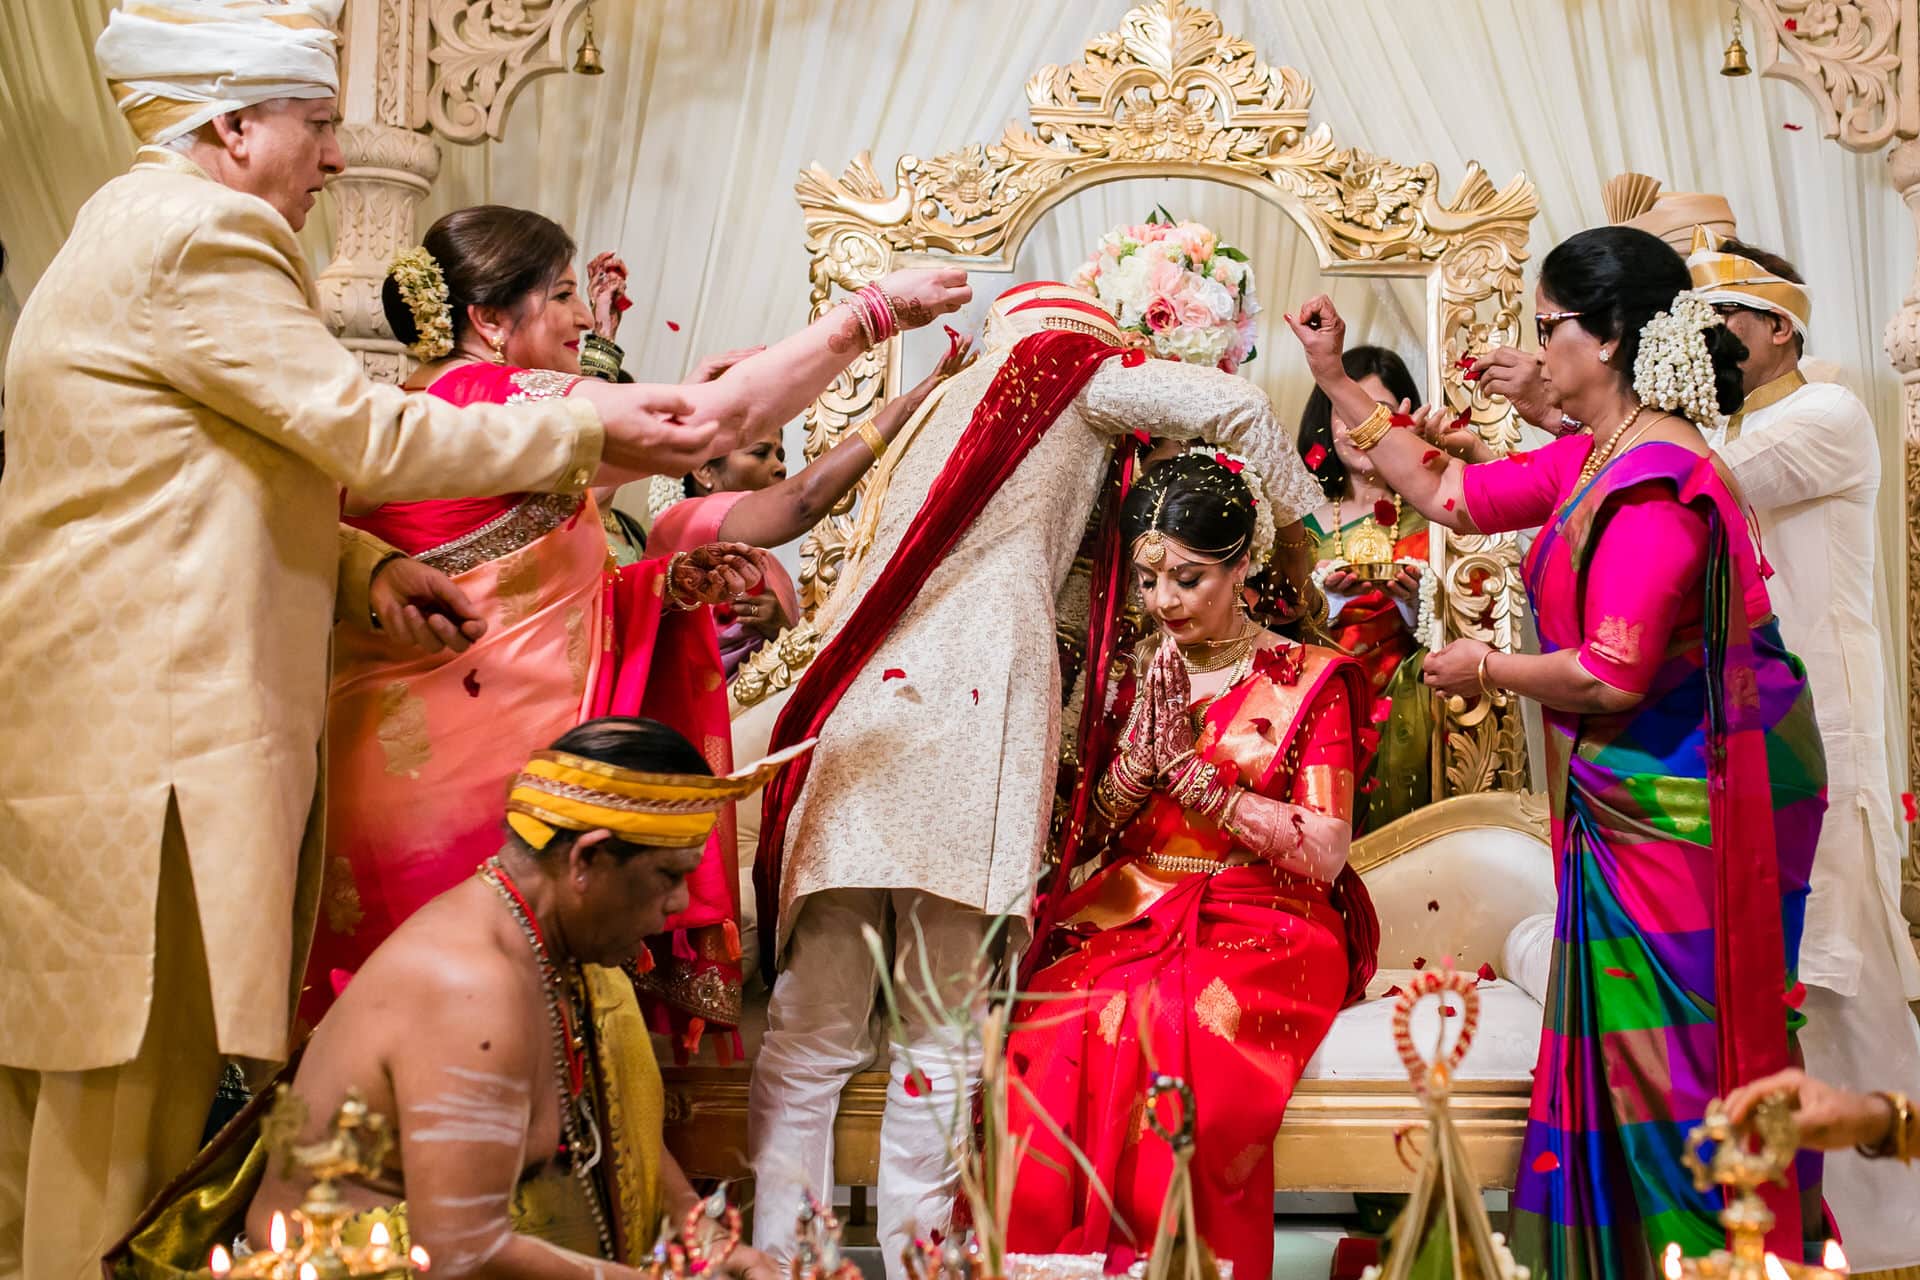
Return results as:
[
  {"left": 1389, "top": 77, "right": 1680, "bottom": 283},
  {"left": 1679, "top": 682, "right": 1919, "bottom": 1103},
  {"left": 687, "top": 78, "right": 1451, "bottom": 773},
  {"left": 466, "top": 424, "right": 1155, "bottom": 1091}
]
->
[
  {"left": 505, "top": 740, "right": 816, "bottom": 852},
  {"left": 1686, "top": 225, "right": 1812, "bottom": 339},
  {"left": 95, "top": 0, "right": 345, "bottom": 145}
]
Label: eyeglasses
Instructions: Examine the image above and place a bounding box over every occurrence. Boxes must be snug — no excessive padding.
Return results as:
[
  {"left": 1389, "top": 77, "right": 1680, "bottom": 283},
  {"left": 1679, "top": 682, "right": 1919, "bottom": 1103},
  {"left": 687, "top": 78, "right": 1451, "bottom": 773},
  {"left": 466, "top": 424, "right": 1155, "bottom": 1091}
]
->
[
  {"left": 1709, "top": 301, "right": 1761, "bottom": 319},
  {"left": 1535, "top": 310, "right": 1584, "bottom": 347}
]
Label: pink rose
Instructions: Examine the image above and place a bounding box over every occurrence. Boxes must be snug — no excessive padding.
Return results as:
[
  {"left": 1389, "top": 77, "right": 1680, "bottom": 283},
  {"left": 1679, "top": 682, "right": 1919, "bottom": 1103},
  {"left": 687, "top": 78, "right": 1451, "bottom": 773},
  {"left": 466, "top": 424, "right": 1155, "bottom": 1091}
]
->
[
  {"left": 1143, "top": 256, "right": 1184, "bottom": 297},
  {"left": 1143, "top": 297, "right": 1179, "bottom": 332},
  {"left": 1173, "top": 284, "right": 1217, "bottom": 330}
]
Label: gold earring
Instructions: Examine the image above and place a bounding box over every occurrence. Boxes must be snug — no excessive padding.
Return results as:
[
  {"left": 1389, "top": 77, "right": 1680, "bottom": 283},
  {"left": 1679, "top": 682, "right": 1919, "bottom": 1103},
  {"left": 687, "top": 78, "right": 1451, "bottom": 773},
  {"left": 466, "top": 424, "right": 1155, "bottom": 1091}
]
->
[{"left": 488, "top": 334, "right": 506, "bottom": 364}]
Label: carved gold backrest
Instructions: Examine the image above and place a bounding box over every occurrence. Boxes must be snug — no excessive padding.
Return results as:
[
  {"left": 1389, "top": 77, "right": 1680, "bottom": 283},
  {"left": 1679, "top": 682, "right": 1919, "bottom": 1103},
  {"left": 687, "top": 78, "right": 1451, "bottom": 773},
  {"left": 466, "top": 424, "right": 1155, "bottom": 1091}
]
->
[{"left": 735, "top": 0, "right": 1538, "bottom": 800}]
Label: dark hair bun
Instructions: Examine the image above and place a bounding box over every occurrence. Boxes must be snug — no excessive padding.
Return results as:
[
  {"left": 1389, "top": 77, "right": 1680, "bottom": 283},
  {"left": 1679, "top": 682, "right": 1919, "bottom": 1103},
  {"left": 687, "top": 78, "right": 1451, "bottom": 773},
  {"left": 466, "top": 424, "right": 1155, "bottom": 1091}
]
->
[
  {"left": 381, "top": 274, "right": 420, "bottom": 347},
  {"left": 1704, "top": 324, "right": 1748, "bottom": 417}
]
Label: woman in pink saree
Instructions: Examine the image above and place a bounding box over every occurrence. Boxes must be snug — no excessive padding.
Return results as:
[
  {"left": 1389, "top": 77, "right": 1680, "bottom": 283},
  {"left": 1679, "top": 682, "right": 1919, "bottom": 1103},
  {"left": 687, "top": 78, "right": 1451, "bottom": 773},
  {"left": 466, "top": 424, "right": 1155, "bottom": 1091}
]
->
[
  {"left": 302, "top": 207, "right": 971, "bottom": 1056},
  {"left": 1006, "top": 455, "right": 1378, "bottom": 1280}
]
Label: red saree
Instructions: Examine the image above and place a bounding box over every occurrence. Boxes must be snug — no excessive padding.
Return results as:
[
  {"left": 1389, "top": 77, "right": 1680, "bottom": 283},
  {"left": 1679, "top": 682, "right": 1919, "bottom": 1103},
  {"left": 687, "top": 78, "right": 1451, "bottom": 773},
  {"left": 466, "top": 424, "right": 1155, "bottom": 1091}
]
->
[
  {"left": 305, "top": 363, "right": 742, "bottom": 1056},
  {"left": 1005, "top": 644, "right": 1377, "bottom": 1280}
]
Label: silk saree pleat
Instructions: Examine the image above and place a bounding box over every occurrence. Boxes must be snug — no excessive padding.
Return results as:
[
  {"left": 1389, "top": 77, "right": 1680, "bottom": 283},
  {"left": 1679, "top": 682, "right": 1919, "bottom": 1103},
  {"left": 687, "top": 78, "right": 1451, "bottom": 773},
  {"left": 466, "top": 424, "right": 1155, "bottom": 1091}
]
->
[{"left": 1508, "top": 443, "right": 1827, "bottom": 1279}]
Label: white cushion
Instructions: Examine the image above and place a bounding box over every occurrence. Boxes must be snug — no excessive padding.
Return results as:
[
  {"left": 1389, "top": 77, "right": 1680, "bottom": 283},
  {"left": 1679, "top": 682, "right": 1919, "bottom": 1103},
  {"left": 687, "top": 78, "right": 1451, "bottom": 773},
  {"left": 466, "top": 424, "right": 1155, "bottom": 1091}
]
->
[
  {"left": 1301, "top": 969, "right": 1542, "bottom": 1082},
  {"left": 1358, "top": 822, "right": 1556, "bottom": 973},
  {"left": 1501, "top": 913, "right": 1556, "bottom": 1007}
]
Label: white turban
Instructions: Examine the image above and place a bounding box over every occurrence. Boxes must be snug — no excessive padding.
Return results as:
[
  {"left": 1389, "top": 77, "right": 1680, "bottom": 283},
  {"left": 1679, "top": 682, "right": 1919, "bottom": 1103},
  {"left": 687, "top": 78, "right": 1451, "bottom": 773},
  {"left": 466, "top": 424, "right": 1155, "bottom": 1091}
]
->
[{"left": 95, "top": 0, "right": 345, "bottom": 145}]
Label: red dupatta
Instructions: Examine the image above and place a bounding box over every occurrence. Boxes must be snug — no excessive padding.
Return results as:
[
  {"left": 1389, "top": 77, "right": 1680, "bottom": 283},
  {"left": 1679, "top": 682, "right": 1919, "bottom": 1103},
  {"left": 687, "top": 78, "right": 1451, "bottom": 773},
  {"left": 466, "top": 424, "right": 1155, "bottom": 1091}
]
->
[{"left": 754, "top": 328, "right": 1140, "bottom": 980}]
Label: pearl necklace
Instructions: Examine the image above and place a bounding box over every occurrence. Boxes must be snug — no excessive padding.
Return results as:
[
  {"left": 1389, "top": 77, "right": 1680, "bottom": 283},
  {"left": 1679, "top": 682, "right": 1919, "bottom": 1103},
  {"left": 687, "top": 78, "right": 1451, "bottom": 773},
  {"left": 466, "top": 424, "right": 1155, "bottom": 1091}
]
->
[
  {"left": 478, "top": 856, "right": 615, "bottom": 1260},
  {"left": 1576, "top": 405, "right": 1647, "bottom": 486}
]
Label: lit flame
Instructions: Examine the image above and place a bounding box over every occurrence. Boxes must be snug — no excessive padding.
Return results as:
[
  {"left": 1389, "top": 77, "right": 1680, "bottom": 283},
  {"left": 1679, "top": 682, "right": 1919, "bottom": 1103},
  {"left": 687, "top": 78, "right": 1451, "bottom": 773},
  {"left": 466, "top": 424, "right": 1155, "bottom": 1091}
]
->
[
  {"left": 1824, "top": 1240, "right": 1848, "bottom": 1273},
  {"left": 1764, "top": 1254, "right": 1792, "bottom": 1280},
  {"left": 410, "top": 1244, "right": 433, "bottom": 1272},
  {"left": 208, "top": 1245, "right": 233, "bottom": 1277},
  {"left": 269, "top": 1212, "right": 287, "bottom": 1253},
  {"left": 1663, "top": 1242, "right": 1684, "bottom": 1280},
  {"left": 371, "top": 1222, "right": 391, "bottom": 1250}
]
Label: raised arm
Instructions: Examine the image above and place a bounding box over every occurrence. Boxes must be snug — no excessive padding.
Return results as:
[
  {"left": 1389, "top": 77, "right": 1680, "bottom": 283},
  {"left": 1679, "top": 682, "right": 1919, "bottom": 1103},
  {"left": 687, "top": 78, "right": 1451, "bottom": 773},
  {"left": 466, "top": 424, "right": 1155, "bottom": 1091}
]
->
[
  {"left": 716, "top": 336, "right": 974, "bottom": 548},
  {"left": 704, "top": 270, "right": 971, "bottom": 442},
  {"left": 1285, "top": 296, "right": 1476, "bottom": 532}
]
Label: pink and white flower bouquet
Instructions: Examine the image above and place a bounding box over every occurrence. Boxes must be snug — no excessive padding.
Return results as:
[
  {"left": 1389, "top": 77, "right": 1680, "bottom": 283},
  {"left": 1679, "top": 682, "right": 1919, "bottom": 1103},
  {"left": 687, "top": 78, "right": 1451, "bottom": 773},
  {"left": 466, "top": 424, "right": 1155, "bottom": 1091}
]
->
[{"left": 1072, "top": 211, "right": 1260, "bottom": 373}]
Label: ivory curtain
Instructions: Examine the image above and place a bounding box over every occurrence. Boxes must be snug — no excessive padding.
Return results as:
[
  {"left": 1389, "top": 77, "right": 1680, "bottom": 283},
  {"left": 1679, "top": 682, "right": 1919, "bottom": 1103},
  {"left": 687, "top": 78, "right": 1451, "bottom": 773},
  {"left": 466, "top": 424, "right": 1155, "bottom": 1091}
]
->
[{"left": 0, "top": 0, "right": 1912, "bottom": 804}]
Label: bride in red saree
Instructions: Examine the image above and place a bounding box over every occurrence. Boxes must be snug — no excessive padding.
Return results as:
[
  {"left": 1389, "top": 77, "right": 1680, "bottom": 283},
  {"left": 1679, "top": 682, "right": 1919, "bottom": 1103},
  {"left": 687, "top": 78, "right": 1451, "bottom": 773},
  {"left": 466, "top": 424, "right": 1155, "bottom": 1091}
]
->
[
  {"left": 1006, "top": 454, "right": 1378, "bottom": 1280},
  {"left": 302, "top": 206, "right": 967, "bottom": 1057}
]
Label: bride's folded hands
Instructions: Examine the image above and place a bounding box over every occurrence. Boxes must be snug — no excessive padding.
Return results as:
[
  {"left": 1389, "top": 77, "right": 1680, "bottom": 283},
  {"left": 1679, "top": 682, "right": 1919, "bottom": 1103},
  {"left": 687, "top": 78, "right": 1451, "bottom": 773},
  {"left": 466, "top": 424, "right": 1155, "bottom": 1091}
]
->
[{"left": 1220, "top": 790, "right": 1349, "bottom": 884}]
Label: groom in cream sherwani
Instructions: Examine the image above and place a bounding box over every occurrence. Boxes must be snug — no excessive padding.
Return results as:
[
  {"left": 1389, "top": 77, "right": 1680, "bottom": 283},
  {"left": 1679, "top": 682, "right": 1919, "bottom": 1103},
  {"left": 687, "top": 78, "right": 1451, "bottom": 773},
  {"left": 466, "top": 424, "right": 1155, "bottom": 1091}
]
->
[{"left": 746, "top": 282, "right": 1324, "bottom": 1276}]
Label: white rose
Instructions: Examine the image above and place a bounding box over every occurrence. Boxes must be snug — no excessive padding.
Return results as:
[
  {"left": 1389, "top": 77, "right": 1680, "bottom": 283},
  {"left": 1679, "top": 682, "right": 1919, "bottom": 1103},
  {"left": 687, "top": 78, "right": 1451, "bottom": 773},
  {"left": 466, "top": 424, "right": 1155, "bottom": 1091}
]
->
[
  {"left": 1194, "top": 277, "right": 1238, "bottom": 324},
  {"left": 1156, "top": 322, "right": 1233, "bottom": 367}
]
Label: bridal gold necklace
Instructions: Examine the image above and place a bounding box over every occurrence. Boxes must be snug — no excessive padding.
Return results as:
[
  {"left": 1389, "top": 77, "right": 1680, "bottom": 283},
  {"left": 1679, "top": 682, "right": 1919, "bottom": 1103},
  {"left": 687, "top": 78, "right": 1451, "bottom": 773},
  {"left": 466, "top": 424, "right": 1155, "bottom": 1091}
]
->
[{"left": 1178, "top": 619, "right": 1260, "bottom": 673}]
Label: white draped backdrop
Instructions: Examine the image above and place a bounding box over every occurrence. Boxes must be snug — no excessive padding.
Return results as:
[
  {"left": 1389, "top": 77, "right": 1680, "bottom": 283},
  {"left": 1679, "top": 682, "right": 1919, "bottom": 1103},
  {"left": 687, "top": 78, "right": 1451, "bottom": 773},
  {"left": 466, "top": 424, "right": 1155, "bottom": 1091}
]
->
[{"left": 0, "top": 0, "right": 1911, "bottom": 808}]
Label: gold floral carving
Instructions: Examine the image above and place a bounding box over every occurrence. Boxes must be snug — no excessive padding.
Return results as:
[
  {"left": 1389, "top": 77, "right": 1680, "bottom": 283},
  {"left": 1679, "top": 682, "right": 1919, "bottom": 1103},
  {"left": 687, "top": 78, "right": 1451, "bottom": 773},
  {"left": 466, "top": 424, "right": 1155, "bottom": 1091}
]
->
[
  {"left": 1194, "top": 975, "right": 1242, "bottom": 1042},
  {"left": 745, "top": 0, "right": 1539, "bottom": 804},
  {"left": 410, "top": 0, "right": 596, "bottom": 144},
  {"left": 1732, "top": 0, "right": 1916, "bottom": 150}
]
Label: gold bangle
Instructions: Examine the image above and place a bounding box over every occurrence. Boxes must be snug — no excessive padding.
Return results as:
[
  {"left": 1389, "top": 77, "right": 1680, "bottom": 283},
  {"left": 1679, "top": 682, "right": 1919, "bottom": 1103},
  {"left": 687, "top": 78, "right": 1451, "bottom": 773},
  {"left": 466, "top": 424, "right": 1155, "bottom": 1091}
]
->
[
  {"left": 1276, "top": 527, "right": 1318, "bottom": 551},
  {"left": 1861, "top": 1091, "right": 1914, "bottom": 1162},
  {"left": 1347, "top": 402, "right": 1394, "bottom": 451},
  {"left": 856, "top": 420, "right": 888, "bottom": 460},
  {"left": 1476, "top": 649, "right": 1497, "bottom": 699}
]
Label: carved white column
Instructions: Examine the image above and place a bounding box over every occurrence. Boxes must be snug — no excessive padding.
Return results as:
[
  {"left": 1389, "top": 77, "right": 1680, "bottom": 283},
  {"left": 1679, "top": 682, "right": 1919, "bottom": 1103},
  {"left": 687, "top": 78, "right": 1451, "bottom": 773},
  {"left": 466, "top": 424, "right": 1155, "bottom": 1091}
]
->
[{"left": 315, "top": 123, "right": 441, "bottom": 385}]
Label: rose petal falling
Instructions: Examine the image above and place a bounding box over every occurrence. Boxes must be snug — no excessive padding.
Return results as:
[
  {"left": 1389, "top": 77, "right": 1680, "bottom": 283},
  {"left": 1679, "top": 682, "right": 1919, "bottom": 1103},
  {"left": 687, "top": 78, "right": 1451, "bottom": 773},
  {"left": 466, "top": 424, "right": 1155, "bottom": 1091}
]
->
[
  {"left": 462, "top": 669, "right": 482, "bottom": 698},
  {"left": 1304, "top": 443, "right": 1329, "bottom": 469},
  {"left": 1132, "top": 428, "right": 1153, "bottom": 445},
  {"left": 1603, "top": 967, "right": 1636, "bottom": 980},
  {"left": 666, "top": 320, "right": 681, "bottom": 331},
  {"left": 1370, "top": 697, "right": 1393, "bottom": 724},
  {"left": 1903, "top": 792, "right": 1916, "bottom": 823},
  {"left": 1532, "top": 1150, "right": 1561, "bottom": 1173},
  {"left": 1412, "top": 956, "right": 1427, "bottom": 970},
  {"left": 1784, "top": 122, "right": 1805, "bottom": 131},
  {"left": 1420, "top": 449, "right": 1442, "bottom": 467},
  {"left": 882, "top": 668, "right": 907, "bottom": 682},
  {"left": 1373, "top": 498, "right": 1397, "bottom": 527},
  {"left": 1121, "top": 349, "right": 1147, "bottom": 368},
  {"left": 1213, "top": 453, "right": 1245, "bottom": 474},
  {"left": 971, "top": 689, "right": 980, "bottom": 705},
  {"left": 1478, "top": 962, "right": 1498, "bottom": 983}
]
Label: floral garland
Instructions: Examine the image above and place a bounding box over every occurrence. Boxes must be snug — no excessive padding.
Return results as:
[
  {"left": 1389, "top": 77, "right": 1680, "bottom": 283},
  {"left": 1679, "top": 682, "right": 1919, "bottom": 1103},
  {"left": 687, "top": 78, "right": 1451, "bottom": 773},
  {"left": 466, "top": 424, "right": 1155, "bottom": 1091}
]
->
[
  {"left": 1187, "top": 445, "right": 1276, "bottom": 566},
  {"left": 389, "top": 247, "right": 454, "bottom": 360},
  {"left": 646, "top": 473, "right": 686, "bottom": 521},
  {"left": 1632, "top": 290, "right": 1722, "bottom": 426},
  {"left": 1074, "top": 211, "right": 1260, "bottom": 374}
]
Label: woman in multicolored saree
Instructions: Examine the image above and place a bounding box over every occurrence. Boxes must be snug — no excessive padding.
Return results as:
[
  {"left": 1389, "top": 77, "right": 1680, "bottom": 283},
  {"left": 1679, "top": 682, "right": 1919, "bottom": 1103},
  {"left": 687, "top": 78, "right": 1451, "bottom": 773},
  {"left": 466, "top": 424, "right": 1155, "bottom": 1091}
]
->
[
  {"left": 1287, "top": 226, "right": 1829, "bottom": 1277},
  {"left": 303, "top": 206, "right": 968, "bottom": 1054},
  {"left": 1005, "top": 455, "right": 1378, "bottom": 1280}
]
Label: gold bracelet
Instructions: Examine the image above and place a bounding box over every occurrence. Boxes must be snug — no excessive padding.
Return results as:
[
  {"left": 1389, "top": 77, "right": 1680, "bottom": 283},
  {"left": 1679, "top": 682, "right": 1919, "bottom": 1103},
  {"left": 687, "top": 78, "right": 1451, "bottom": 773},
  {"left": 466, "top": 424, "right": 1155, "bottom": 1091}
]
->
[
  {"left": 1861, "top": 1091, "right": 1914, "bottom": 1162},
  {"left": 1347, "top": 402, "right": 1394, "bottom": 451},
  {"left": 1476, "top": 649, "right": 1498, "bottom": 699},
  {"left": 856, "top": 420, "right": 888, "bottom": 460},
  {"left": 1276, "top": 527, "right": 1318, "bottom": 551}
]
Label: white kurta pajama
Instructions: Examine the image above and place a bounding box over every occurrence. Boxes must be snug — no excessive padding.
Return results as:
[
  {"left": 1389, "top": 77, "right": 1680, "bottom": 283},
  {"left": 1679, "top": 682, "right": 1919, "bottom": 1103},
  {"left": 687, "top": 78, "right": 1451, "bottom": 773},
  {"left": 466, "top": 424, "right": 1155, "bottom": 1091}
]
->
[
  {"left": 1710, "top": 374, "right": 1920, "bottom": 1270},
  {"left": 746, "top": 338, "right": 1320, "bottom": 1276}
]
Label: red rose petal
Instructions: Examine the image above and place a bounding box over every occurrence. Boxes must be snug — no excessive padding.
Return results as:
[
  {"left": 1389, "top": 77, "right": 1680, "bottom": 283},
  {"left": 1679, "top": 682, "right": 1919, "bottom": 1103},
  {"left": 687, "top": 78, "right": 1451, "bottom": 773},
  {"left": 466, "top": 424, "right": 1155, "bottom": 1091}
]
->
[
  {"left": 1420, "top": 449, "right": 1442, "bottom": 466},
  {"left": 971, "top": 688, "right": 980, "bottom": 704},
  {"left": 1440, "top": 1003, "right": 1458, "bottom": 1018},
  {"left": 903, "top": 1069, "right": 931, "bottom": 1097},
  {"left": 1412, "top": 956, "right": 1427, "bottom": 970},
  {"left": 1902, "top": 792, "right": 1916, "bottom": 823},
  {"left": 1304, "top": 443, "right": 1329, "bottom": 469},
  {"left": 1451, "top": 409, "right": 1473, "bottom": 432},
  {"left": 1250, "top": 717, "right": 1272, "bottom": 736},
  {"left": 1785, "top": 981, "right": 1807, "bottom": 1009},
  {"left": 1384, "top": 984, "right": 1404, "bottom": 998},
  {"left": 1370, "top": 696, "right": 1393, "bottom": 724},
  {"left": 1373, "top": 498, "right": 1397, "bottom": 528},
  {"left": 462, "top": 669, "right": 482, "bottom": 697},
  {"left": 329, "top": 967, "right": 355, "bottom": 998},
  {"left": 666, "top": 320, "right": 681, "bottom": 331},
  {"left": 1103, "top": 1248, "right": 1138, "bottom": 1277},
  {"left": 1784, "top": 122, "right": 1805, "bottom": 131},
  {"left": 1389, "top": 413, "right": 1415, "bottom": 428},
  {"left": 613, "top": 295, "right": 633, "bottom": 313},
  {"left": 1121, "top": 349, "right": 1147, "bottom": 367},
  {"left": 1427, "top": 899, "right": 1440, "bottom": 912},
  {"left": 1359, "top": 776, "right": 1380, "bottom": 794},
  {"left": 1213, "top": 452, "right": 1245, "bottom": 474},
  {"left": 1477, "top": 962, "right": 1497, "bottom": 983},
  {"left": 1785, "top": 16, "right": 1798, "bottom": 29},
  {"left": 1456, "top": 355, "right": 1476, "bottom": 370},
  {"left": 1442, "top": 498, "right": 1456, "bottom": 511},
  {"left": 882, "top": 668, "right": 907, "bottom": 681},
  {"left": 1532, "top": 1151, "right": 1560, "bottom": 1173},
  {"left": 1602, "top": 966, "right": 1635, "bottom": 980}
]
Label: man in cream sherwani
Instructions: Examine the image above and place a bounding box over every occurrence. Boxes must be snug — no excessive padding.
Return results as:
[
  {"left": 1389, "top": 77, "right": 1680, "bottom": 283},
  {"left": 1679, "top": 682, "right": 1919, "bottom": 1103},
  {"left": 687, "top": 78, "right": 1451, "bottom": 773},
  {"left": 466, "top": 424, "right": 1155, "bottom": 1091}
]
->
[
  {"left": 0, "top": 5, "right": 740, "bottom": 1275},
  {"left": 1691, "top": 229, "right": 1920, "bottom": 1271},
  {"left": 746, "top": 283, "right": 1323, "bottom": 1275}
]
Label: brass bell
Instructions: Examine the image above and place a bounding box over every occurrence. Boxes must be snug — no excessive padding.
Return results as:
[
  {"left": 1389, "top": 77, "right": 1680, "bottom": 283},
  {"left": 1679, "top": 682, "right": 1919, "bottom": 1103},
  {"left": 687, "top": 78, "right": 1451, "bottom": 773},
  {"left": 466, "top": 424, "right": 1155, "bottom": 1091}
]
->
[
  {"left": 1721, "top": 12, "right": 1753, "bottom": 77},
  {"left": 572, "top": 7, "right": 604, "bottom": 75}
]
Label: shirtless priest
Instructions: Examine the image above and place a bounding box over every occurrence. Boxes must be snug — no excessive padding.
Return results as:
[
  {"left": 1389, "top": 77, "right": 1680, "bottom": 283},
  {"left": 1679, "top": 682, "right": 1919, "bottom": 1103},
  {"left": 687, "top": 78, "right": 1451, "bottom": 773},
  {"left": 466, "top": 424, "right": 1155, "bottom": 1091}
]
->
[{"left": 117, "top": 718, "right": 787, "bottom": 1278}]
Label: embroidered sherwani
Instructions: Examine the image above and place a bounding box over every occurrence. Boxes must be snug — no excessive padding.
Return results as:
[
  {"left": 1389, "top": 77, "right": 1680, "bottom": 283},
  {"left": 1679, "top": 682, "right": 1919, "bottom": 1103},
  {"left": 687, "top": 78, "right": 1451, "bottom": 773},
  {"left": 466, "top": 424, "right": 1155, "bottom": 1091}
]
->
[{"left": 1709, "top": 372, "right": 1920, "bottom": 1269}]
